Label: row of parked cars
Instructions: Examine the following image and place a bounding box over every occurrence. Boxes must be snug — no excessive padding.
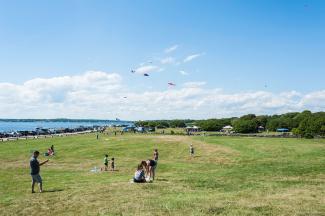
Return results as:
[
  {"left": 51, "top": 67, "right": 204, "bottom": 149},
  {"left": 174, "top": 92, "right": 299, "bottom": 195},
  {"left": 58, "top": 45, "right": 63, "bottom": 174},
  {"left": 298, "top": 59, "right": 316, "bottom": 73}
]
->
[{"left": 0, "top": 125, "right": 106, "bottom": 138}]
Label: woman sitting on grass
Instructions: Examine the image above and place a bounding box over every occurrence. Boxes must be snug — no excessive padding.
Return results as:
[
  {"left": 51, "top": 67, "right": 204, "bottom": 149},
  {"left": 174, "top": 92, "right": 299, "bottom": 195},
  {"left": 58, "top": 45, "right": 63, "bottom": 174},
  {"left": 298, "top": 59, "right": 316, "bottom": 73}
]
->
[{"left": 133, "top": 164, "right": 146, "bottom": 183}]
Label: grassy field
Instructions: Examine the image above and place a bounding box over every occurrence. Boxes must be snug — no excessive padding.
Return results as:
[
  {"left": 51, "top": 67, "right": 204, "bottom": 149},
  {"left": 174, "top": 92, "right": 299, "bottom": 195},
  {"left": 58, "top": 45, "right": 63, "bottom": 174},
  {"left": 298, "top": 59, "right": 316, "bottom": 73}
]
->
[{"left": 0, "top": 134, "right": 324, "bottom": 215}]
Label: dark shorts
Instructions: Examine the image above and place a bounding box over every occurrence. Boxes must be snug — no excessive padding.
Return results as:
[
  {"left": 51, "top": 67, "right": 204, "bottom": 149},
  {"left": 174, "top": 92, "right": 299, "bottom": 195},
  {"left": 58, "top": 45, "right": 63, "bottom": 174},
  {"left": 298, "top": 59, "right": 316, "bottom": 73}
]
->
[
  {"left": 153, "top": 160, "right": 157, "bottom": 168},
  {"left": 149, "top": 160, "right": 156, "bottom": 167},
  {"left": 31, "top": 174, "right": 42, "bottom": 183}
]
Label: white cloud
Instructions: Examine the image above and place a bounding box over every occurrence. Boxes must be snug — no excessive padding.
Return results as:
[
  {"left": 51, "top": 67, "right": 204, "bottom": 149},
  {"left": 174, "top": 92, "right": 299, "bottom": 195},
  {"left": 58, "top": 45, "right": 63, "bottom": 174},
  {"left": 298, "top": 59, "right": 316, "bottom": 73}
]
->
[
  {"left": 164, "top": 45, "right": 179, "bottom": 53},
  {"left": 134, "top": 65, "right": 159, "bottom": 74},
  {"left": 0, "top": 71, "right": 324, "bottom": 120},
  {"left": 183, "top": 53, "right": 204, "bottom": 62},
  {"left": 179, "top": 70, "right": 189, "bottom": 75},
  {"left": 160, "top": 57, "right": 175, "bottom": 65}
]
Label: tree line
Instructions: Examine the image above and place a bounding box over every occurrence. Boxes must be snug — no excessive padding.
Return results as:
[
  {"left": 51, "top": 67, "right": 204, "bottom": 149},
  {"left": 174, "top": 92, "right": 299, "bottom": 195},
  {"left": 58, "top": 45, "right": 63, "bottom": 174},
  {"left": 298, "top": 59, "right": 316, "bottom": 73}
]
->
[{"left": 135, "top": 110, "right": 325, "bottom": 138}]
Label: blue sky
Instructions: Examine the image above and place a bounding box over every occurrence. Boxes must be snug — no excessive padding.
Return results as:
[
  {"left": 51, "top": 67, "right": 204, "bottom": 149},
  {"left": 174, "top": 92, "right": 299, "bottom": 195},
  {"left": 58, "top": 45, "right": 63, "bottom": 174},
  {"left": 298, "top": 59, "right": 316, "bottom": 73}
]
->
[{"left": 0, "top": 0, "right": 324, "bottom": 119}]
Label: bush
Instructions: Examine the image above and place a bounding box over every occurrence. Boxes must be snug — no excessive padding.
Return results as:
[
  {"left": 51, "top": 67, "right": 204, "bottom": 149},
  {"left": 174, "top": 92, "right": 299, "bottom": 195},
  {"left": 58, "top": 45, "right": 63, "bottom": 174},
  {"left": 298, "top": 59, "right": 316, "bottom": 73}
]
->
[
  {"left": 233, "top": 119, "right": 258, "bottom": 133},
  {"left": 304, "top": 133, "right": 314, "bottom": 139},
  {"left": 292, "top": 128, "right": 302, "bottom": 136},
  {"left": 170, "top": 130, "right": 175, "bottom": 135}
]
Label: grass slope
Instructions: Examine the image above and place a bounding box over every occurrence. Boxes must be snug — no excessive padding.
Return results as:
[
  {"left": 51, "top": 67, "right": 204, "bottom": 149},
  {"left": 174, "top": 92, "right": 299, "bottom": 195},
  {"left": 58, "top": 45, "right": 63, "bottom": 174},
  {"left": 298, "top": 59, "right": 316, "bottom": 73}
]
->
[{"left": 0, "top": 134, "right": 324, "bottom": 215}]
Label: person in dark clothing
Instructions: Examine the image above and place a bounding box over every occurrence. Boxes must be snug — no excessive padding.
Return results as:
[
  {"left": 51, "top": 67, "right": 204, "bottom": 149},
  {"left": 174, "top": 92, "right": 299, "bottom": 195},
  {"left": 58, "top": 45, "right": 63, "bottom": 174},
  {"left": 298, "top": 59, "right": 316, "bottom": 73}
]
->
[
  {"left": 30, "top": 151, "right": 49, "bottom": 193},
  {"left": 111, "top": 157, "right": 115, "bottom": 171}
]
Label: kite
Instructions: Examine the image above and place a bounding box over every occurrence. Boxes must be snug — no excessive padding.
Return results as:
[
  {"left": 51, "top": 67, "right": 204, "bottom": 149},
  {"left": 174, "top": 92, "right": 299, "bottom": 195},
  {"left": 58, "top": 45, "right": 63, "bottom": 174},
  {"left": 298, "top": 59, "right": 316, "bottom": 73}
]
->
[
  {"left": 143, "top": 73, "right": 149, "bottom": 76},
  {"left": 131, "top": 70, "right": 136, "bottom": 73},
  {"left": 168, "top": 82, "right": 176, "bottom": 86}
]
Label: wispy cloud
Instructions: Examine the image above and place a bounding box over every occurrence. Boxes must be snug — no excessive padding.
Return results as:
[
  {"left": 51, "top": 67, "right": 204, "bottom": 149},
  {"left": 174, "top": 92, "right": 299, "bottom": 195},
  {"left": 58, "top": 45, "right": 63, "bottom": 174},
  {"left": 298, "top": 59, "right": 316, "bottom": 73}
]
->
[
  {"left": 134, "top": 65, "right": 159, "bottom": 74},
  {"left": 183, "top": 53, "right": 204, "bottom": 62},
  {"left": 179, "top": 70, "right": 189, "bottom": 76},
  {"left": 164, "top": 45, "right": 179, "bottom": 53},
  {"left": 160, "top": 57, "right": 175, "bottom": 65}
]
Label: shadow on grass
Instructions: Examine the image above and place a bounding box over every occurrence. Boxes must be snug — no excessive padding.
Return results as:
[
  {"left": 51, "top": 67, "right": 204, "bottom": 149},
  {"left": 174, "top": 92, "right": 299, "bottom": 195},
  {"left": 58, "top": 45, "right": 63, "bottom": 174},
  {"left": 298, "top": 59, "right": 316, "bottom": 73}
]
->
[{"left": 42, "top": 188, "right": 64, "bottom": 193}]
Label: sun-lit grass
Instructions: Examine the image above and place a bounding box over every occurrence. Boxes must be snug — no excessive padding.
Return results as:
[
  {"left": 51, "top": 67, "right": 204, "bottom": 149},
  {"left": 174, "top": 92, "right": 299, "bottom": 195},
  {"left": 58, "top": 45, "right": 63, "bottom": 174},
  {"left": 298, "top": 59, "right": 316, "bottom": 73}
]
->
[{"left": 0, "top": 133, "right": 324, "bottom": 215}]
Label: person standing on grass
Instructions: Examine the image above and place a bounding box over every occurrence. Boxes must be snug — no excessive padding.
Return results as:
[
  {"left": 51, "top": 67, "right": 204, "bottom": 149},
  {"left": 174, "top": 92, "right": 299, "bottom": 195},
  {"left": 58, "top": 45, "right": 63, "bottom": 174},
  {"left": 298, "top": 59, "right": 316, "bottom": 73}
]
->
[
  {"left": 141, "top": 159, "right": 157, "bottom": 181},
  {"left": 104, "top": 154, "right": 109, "bottom": 171},
  {"left": 153, "top": 149, "right": 159, "bottom": 161},
  {"left": 30, "top": 150, "right": 49, "bottom": 193},
  {"left": 111, "top": 157, "right": 115, "bottom": 171},
  {"left": 190, "top": 144, "right": 194, "bottom": 157}
]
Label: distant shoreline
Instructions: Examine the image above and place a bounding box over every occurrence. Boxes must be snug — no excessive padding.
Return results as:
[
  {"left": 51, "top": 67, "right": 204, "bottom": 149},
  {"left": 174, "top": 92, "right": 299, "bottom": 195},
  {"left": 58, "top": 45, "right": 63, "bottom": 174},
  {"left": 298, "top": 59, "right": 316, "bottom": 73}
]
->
[
  {"left": 0, "top": 118, "right": 133, "bottom": 123},
  {"left": 0, "top": 120, "right": 134, "bottom": 133}
]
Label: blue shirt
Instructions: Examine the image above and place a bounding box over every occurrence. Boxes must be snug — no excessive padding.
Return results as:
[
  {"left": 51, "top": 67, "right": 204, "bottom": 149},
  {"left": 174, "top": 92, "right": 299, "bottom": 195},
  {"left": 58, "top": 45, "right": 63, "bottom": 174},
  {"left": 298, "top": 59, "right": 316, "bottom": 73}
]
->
[
  {"left": 134, "top": 170, "right": 145, "bottom": 181},
  {"left": 30, "top": 156, "right": 40, "bottom": 175}
]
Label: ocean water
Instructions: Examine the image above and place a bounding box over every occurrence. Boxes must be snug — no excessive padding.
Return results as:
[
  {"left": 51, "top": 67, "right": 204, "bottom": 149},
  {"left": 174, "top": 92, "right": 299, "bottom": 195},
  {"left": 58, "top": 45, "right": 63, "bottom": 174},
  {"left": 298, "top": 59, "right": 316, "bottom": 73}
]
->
[{"left": 0, "top": 120, "right": 133, "bottom": 132}]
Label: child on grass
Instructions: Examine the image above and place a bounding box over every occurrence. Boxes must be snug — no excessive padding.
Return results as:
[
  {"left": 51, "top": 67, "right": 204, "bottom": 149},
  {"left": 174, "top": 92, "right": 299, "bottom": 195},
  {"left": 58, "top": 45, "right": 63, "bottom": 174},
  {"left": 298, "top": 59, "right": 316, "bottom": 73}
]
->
[
  {"left": 103, "top": 154, "right": 109, "bottom": 171},
  {"left": 111, "top": 157, "right": 115, "bottom": 171},
  {"left": 190, "top": 144, "right": 194, "bottom": 157},
  {"left": 153, "top": 149, "right": 159, "bottom": 161}
]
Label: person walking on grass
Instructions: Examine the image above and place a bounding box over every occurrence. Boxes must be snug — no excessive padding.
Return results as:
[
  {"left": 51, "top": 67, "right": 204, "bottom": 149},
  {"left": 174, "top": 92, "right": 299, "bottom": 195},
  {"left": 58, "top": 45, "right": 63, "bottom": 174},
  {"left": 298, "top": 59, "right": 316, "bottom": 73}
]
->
[{"left": 30, "top": 150, "right": 49, "bottom": 193}]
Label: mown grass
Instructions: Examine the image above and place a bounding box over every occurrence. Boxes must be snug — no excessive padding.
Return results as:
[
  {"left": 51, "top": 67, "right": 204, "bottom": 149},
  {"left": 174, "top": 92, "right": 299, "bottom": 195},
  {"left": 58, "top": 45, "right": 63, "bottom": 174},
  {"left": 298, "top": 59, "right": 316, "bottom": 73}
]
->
[{"left": 0, "top": 133, "right": 324, "bottom": 215}]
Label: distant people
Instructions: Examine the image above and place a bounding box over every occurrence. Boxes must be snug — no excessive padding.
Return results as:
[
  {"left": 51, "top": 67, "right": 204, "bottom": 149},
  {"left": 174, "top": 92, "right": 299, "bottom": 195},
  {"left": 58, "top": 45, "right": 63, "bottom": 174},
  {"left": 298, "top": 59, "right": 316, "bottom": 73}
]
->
[
  {"left": 153, "top": 149, "right": 159, "bottom": 161},
  {"left": 96, "top": 134, "right": 99, "bottom": 140},
  {"left": 50, "top": 145, "right": 55, "bottom": 155},
  {"left": 190, "top": 144, "right": 194, "bottom": 157},
  {"left": 114, "top": 131, "right": 117, "bottom": 136},
  {"left": 103, "top": 154, "right": 109, "bottom": 171},
  {"left": 133, "top": 164, "right": 146, "bottom": 183},
  {"left": 30, "top": 151, "right": 49, "bottom": 193},
  {"left": 111, "top": 158, "right": 115, "bottom": 171}
]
